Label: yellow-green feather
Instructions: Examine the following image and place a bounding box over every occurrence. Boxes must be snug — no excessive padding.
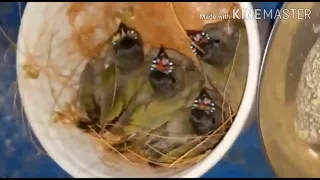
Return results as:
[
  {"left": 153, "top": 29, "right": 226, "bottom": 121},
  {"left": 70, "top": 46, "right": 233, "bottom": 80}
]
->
[{"left": 123, "top": 70, "right": 203, "bottom": 135}]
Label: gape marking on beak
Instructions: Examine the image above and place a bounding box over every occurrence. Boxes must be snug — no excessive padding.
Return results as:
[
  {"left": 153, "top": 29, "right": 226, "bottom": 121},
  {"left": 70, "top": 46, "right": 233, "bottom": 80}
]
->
[
  {"left": 192, "top": 91, "right": 215, "bottom": 113},
  {"left": 150, "top": 46, "right": 174, "bottom": 75},
  {"left": 112, "top": 22, "right": 138, "bottom": 45},
  {"left": 187, "top": 30, "right": 210, "bottom": 57}
]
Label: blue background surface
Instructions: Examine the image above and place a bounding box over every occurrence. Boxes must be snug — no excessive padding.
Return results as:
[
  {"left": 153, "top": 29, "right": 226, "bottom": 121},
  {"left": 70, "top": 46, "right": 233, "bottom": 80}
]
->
[{"left": 0, "top": 2, "right": 283, "bottom": 178}]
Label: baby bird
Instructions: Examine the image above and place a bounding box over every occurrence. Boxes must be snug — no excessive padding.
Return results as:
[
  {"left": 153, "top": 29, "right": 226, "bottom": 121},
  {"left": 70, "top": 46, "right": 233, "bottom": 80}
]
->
[
  {"left": 77, "top": 22, "right": 145, "bottom": 132},
  {"left": 188, "top": 19, "right": 244, "bottom": 68},
  {"left": 119, "top": 47, "right": 204, "bottom": 136},
  {"left": 190, "top": 90, "right": 224, "bottom": 135},
  {"left": 137, "top": 89, "right": 227, "bottom": 166}
]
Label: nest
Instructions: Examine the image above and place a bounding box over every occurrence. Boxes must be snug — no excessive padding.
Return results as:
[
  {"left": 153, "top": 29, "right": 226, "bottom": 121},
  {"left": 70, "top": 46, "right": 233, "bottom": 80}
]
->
[{"left": 8, "top": 2, "right": 247, "bottom": 173}]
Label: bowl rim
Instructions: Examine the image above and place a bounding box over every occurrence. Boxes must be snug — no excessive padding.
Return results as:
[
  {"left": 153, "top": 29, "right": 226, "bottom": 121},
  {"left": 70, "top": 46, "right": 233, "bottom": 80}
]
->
[{"left": 17, "top": 2, "right": 262, "bottom": 178}]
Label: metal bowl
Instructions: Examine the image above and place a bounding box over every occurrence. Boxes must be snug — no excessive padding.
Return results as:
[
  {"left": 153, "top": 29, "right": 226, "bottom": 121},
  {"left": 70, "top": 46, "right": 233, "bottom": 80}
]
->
[{"left": 259, "top": 2, "right": 320, "bottom": 178}]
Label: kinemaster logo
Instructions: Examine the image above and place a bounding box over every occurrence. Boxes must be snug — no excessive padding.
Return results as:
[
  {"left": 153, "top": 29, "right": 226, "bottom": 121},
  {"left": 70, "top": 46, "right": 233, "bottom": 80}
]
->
[{"left": 200, "top": 8, "right": 312, "bottom": 20}]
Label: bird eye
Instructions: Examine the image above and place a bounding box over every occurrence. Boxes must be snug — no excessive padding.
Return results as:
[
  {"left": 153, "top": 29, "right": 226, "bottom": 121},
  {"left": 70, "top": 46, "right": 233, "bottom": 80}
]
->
[
  {"left": 170, "top": 76, "right": 176, "bottom": 84},
  {"left": 213, "top": 39, "right": 221, "bottom": 44},
  {"left": 211, "top": 116, "right": 216, "bottom": 124}
]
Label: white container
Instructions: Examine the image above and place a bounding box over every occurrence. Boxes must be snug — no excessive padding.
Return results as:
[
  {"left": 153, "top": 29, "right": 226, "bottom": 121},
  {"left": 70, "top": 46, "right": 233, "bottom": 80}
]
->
[{"left": 17, "top": 2, "right": 264, "bottom": 178}]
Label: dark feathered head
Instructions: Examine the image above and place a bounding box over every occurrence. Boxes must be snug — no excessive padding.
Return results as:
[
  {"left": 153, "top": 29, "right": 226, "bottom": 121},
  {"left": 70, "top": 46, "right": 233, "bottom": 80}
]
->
[
  {"left": 187, "top": 19, "right": 243, "bottom": 68},
  {"left": 112, "top": 23, "right": 144, "bottom": 72},
  {"left": 149, "top": 46, "right": 176, "bottom": 95},
  {"left": 190, "top": 90, "right": 221, "bottom": 135}
]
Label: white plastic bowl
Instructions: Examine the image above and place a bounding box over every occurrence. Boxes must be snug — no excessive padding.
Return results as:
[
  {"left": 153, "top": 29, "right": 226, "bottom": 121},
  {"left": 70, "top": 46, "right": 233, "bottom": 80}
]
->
[{"left": 17, "top": 2, "right": 262, "bottom": 178}]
